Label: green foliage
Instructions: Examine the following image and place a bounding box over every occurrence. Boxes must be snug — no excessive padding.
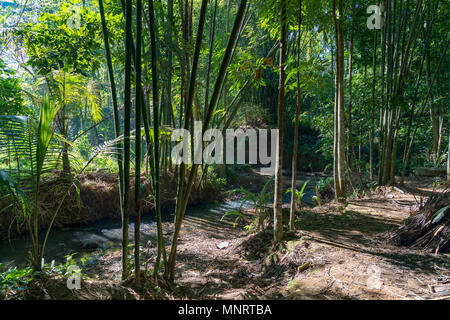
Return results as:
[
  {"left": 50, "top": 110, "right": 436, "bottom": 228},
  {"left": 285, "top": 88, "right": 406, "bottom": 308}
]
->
[
  {"left": 15, "top": 4, "right": 103, "bottom": 76},
  {"left": 317, "top": 177, "right": 333, "bottom": 192},
  {"left": 0, "top": 265, "right": 34, "bottom": 293},
  {"left": 0, "top": 252, "right": 86, "bottom": 295},
  {"left": 0, "top": 97, "right": 61, "bottom": 193},
  {"left": 230, "top": 102, "right": 273, "bottom": 128},
  {"left": 0, "top": 96, "right": 63, "bottom": 268},
  {"left": 0, "top": 96, "right": 116, "bottom": 268},
  {"left": 312, "top": 177, "right": 333, "bottom": 204},
  {"left": 72, "top": 134, "right": 119, "bottom": 173},
  {"left": 205, "top": 166, "right": 226, "bottom": 192},
  {"left": 421, "top": 148, "right": 448, "bottom": 169},
  {"left": 221, "top": 176, "right": 274, "bottom": 233},
  {"left": 0, "top": 58, "right": 27, "bottom": 115},
  {"left": 74, "top": 134, "right": 92, "bottom": 160},
  {"left": 49, "top": 252, "right": 85, "bottom": 278},
  {"left": 287, "top": 180, "right": 310, "bottom": 206},
  {"left": 47, "top": 70, "right": 103, "bottom": 123}
]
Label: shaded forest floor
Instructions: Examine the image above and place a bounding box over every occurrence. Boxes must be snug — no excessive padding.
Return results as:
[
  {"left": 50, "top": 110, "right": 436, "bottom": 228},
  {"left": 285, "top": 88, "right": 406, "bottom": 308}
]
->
[
  {"left": 83, "top": 173, "right": 449, "bottom": 300},
  {"left": 4, "top": 172, "right": 449, "bottom": 300}
]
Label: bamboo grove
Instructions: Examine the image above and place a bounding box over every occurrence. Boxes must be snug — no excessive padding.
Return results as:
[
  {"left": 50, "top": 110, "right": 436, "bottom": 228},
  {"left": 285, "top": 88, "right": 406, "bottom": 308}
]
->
[
  {"left": 0, "top": 0, "right": 448, "bottom": 288},
  {"left": 103, "top": 0, "right": 449, "bottom": 282}
]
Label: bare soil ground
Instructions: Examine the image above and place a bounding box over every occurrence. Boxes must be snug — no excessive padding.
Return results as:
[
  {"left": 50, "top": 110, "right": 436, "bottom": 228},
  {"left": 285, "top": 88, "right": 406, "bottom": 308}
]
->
[{"left": 79, "top": 174, "right": 449, "bottom": 300}]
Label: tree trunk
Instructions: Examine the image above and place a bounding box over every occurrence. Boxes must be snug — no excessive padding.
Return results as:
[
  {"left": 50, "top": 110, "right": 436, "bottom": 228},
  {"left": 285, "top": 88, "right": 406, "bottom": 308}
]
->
[
  {"left": 289, "top": 0, "right": 302, "bottom": 232},
  {"left": 426, "top": 32, "right": 440, "bottom": 164},
  {"left": 62, "top": 140, "right": 71, "bottom": 176},
  {"left": 204, "top": 0, "right": 218, "bottom": 118},
  {"left": 274, "top": 0, "right": 287, "bottom": 241},
  {"left": 347, "top": 3, "right": 355, "bottom": 171},
  {"left": 121, "top": 0, "right": 133, "bottom": 281},
  {"left": 98, "top": 0, "right": 124, "bottom": 257},
  {"left": 332, "top": 0, "right": 346, "bottom": 202},
  {"left": 370, "top": 28, "right": 378, "bottom": 181},
  {"left": 148, "top": 0, "right": 167, "bottom": 277},
  {"left": 134, "top": 0, "right": 143, "bottom": 287},
  {"left": 401, "top": 39, "right": 449, "bottom": 182},
  {"left": 447, "top": 134, "right": 450, "bottom": 182},
  {"left": 166, "top": 0, "right": 248, "bottom": 281},
  {"left": 378, "top": 1, "right": 387, "bottom": 186},
  {"left": 166, "top": 0, "right": 214, "bottom": 281}
]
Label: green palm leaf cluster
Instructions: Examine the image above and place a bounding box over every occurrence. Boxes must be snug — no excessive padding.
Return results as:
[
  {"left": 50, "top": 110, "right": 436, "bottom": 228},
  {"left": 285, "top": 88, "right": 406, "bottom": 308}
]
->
[
  {"left": 0, "top": 96, "right": 125, "bottom": 270},
  {"left": 0, "top": 97, "right": 61, "bottom": 198},
  {"left": 0, "top": 96, "right": 62, "bottom": 270}
]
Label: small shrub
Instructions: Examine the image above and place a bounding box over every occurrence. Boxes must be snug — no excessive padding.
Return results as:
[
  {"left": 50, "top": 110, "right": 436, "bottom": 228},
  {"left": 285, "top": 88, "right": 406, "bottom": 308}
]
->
[
  {"left": 0, "top": 265, "right": 34, "bottom": 293},
  {"left": 221, "top": 176, "right": 274, "bottom": 233}
]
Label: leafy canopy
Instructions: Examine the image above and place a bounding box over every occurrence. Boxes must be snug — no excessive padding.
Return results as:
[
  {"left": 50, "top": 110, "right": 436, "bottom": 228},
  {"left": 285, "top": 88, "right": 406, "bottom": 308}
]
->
[{"left": 16, "top": 3, "right": 103, "bottom": 76}]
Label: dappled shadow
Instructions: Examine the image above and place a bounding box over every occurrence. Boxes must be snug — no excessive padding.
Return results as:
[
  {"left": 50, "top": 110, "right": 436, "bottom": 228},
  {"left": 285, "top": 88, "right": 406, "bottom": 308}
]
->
[
  {"left": 294, "top": 210, "right": 449, "bottom": 276},
  {"left": 348, "top": 198, "right": 414, "bottom": 216},
  {"left": 311, "top": 236, "right": 449, "bottom": 276},
  {"left": 400, "top": 182, "right": 446, "bottom": 199},
  {"left": 296, "top": 210, "right": 399, "bottom": 242},
  {"left": 174, "top": 250, "right": 262, "bottom": 299},
  {"left": 150, "top": 179, "right": 450, "bottom": 300},
  {"left": 174, "top": 250, "right": 299, "bottom": 299},
  {"left": 182, "top": 213, "right": 245, "bottom": 241},
  {"left": 174, "top": 244, "right": 378, "bottom": 300}
]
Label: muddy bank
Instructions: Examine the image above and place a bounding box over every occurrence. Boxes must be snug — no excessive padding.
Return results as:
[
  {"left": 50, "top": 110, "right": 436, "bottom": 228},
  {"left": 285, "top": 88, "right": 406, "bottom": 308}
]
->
[{"left": 0, "top": 171, "right": 222, "bottom": 240}]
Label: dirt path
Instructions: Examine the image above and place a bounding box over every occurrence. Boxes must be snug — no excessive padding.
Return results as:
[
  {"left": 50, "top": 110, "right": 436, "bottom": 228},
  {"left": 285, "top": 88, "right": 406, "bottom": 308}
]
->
[
  {"left": 166, "top": 179, "right": 449, "bottom": 300},
  {"left": 83, "top": 176, "right": 449, "bottom": 300},
  {"left": 286, "top": 189, "right": 449, "bottom": 300}
]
